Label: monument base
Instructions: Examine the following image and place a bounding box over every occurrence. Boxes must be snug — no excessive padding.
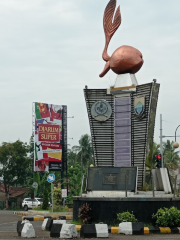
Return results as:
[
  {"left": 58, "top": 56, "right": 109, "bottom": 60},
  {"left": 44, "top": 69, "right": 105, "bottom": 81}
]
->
[{"left": 73, "top": 193, "right": 180, "bottom": 224}]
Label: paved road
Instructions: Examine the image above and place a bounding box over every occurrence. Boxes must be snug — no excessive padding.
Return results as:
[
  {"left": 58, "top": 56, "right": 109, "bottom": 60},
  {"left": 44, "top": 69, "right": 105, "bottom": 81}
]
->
[{"left": 1, "top": 211, "right": 180, "bottom": 239}]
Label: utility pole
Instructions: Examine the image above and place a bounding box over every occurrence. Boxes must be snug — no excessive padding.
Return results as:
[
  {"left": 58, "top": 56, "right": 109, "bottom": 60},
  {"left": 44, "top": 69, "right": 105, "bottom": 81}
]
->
[{"left": 160, "top": 114, "right": 164, "bottom": 168}]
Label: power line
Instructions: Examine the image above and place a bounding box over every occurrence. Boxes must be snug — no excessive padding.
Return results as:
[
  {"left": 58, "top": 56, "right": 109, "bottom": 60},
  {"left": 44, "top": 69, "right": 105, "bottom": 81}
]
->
[{"left": 162, "top": 120, "right": 180, "bottom": 125}]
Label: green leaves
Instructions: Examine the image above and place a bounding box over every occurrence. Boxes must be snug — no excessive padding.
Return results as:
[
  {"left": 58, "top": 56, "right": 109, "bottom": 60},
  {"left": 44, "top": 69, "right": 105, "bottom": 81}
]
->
[
  {"left": 117, "top": 211, "right": 137, "bottom": 223},
  {"left": 0, "top": 140, "right": 31, "bottom": 186},
  {"left": 53, "top": 187, "right": 62, "bottom": 211},
  {"left": 146, "top": 139, "right": 180, "bottom": 170},
  {"left": 42, "top": 181, "right": 49, "bottom": 210},
  {"left": 65, "top": 163, "right": 83, "bottom": 204},
  {"left": 152, "top": 207, "right": 180, "bottom": 227},
  {"left": 71, "top": 134, "right": 94, "bottom": 168},
  {"left": 0, "top": 140, "right": 32, "bottom": 209}
]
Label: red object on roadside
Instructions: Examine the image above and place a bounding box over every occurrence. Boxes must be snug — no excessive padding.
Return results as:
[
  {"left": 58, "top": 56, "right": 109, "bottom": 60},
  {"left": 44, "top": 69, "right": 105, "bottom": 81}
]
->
[{"left": 155, "top": 154, "right": 161, "bottom": 160}]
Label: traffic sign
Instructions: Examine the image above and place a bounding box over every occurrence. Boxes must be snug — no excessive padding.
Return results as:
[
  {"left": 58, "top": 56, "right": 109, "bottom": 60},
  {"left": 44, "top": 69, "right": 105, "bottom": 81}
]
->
[
  {"left": 62, "top": 189, "right": 67, "bottom": 198},
  {"left": 32, "top": 182, "right": 38, "bottom": 189},
  {"left": 47, "top": 174, "right": 55, "bottom": 183}
]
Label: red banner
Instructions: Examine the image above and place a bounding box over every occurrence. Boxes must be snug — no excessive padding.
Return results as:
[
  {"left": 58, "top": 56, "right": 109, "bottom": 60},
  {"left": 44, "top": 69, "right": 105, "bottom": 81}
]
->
[{"left": 38, "top": 124, "right": 60, "bottom": 142}]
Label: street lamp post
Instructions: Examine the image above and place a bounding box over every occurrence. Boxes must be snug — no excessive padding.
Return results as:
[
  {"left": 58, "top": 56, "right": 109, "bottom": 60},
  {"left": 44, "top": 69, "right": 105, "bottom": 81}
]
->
[
  {"left": 173, "top": 125, "right": 180, "bottom": 149},
  {"left": 160, "top": 114, "right": 164, "bottom": 168},
  {"left": 160, "top": 114, "right": 180, "bottom": 155}
]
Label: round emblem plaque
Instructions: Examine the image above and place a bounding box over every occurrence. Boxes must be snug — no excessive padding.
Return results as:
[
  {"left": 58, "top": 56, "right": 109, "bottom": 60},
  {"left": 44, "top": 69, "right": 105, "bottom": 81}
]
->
[{"left": 91, "top": 100, "right": 112, "bottom": 122}]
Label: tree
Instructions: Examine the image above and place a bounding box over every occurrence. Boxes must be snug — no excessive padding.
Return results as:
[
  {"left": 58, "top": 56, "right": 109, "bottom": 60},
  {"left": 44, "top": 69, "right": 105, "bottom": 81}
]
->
[
  {"left": 73, "top": 134, "right": 94, "bottom": 168},
  {"left": 163, "top": 140, "right": 180, "bottom": 170},
  {"left": 42, "top": 182, "right": 49, "bottom": 210},
  {"left": 66, "top": 163, "right": 83, "bottom": 203},
  {"left": 53, "top": 187, "right": 62, "bottom": 211},
  {"left": 146, "top": 142, "right": 160, "bottom": 170},
  {"left": 0, "top": 140, "right": 32, "bottom": 209},
  {"left": 67, "top": 148, "right": 77, "bottom": 167}
]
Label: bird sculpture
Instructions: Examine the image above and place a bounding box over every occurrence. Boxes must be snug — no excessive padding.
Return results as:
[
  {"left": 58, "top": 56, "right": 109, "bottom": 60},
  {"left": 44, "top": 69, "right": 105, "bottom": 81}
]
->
[{"left": 99, "top": 0, "right": 144, "bottom": 78}]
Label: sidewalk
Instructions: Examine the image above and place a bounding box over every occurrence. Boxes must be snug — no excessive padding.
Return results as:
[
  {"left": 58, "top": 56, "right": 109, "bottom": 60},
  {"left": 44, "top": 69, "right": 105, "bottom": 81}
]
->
[{"left": 14, "top": 210, "right": 73, "bottom": 220}]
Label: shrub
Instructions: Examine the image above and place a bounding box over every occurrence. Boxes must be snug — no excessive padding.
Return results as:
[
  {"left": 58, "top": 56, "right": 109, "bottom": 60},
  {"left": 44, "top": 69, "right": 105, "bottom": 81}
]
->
[
  {"left": 152, "top": 207, "right": 180, "bottom": 227},
  {"left": 117, "top": 211, "right": 137, "bottom": 223},
  {"left": 78, "top": 203, "right": 92, "bottom": 224},
  {"left": 53, "top": 187, "right": 62, "bottom": 211},
  {"left": 42, "top": 186, "right": 49, "bottom": 210}
]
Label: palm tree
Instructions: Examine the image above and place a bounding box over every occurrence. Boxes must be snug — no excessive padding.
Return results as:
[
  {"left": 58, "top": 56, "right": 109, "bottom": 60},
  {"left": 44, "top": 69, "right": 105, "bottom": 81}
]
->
[
  {"left": 146, "top": 142, "right": 160, "bottom": 169},
  {"left": 67, "top": 148, "right": 77, "bottom": 167},
  {"left": 163, "top": 140, "right": 180, "bottom": 170},
  {"left": 164, "top": 151, "right": 180, "bottom": 170},
  {"left": 73, "top": 134, "right": 94, "bottom": 168},
  {"left": 163, "top": 140, "right": 174, "bottom": 153}
]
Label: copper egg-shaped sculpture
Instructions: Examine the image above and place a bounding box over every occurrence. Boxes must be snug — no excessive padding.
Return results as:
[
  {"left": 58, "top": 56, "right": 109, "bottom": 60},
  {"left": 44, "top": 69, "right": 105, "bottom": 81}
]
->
[{"left": 99, "top": 0, "right": 144, "bottom": 78}]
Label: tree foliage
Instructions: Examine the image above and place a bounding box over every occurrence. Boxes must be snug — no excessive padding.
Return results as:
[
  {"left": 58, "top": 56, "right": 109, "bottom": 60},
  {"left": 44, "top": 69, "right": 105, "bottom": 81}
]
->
[
  {"left": 66, "top": 163, "right": 83, "bottom": 203},
  {"left": 53, "top": 187, "right": 62, "bottom": 210},
  {"left": 146, "top": 140, "right": 180, "bottom": 170},
  {"left": 0, "top": 140, "right": 31, "bottom": 209},
  {"left": 163, "top": 140, "right": 180, "bottom": 170},
  {"left": 152, "top": 207, "right": 180, "bottom": 227},
  {"left": 71, "top": 134, "right": 94, "bottom": 168},
  {"left": 42, "top": 182, "right": 49, "bottom": 210},
  {"left": 146, "top": 142, "right": 160, "bottom": 169},
  {"left": 117, "top": 211, "right": 137, "bottom": 223}
]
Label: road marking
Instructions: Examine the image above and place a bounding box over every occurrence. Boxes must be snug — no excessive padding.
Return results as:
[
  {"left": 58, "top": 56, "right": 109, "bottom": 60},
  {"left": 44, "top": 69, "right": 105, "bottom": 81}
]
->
[{"left": 0, "top": 221, "right": 17, "bottom": 225}]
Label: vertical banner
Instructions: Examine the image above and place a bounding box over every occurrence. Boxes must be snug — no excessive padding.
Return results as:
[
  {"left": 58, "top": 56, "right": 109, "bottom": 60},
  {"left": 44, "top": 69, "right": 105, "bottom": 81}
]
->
[
  {"left": 33, "top": 102, "right": 67, "bottom": 172},
  {"left": 114, "top": 97, "right": 131, "bottom": 167}
]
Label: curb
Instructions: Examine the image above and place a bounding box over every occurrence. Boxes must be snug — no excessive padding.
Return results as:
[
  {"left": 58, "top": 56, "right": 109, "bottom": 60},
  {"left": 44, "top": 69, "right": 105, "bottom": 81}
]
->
[
  {"left": 14, "top": 212, "right": 28, "bottom": 216},
  {"left": 22, "top": 216, "right": 45, "bottom": 221},
  {"left": 76, "top": 226, "right": 180, "bottom": 234},
  {"left": 145, "top": 227, "right": 180, "bottom": 234},
  {"left": 50, "top": 215, "right": 73, "bottom": 220},
  {"left": 28, "top": 210, "right": 73, "bottom": 215},
  {"left": 22, "top": 215, "right": 73, "bottom": 221}
]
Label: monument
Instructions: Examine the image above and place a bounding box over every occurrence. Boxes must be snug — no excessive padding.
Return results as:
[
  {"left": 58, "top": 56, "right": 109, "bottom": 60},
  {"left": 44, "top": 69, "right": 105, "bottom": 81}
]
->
[
  {"left": 73, "top": 0, "right": 177, "bottom": 224},
  {"left": 84, "top": 0, "right": 159, "bottom": 189}
]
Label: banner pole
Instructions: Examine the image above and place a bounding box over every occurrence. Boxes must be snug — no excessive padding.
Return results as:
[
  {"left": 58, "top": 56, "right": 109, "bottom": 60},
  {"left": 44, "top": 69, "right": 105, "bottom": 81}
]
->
[{"left": 51, "top": 183, "right": 53, "bottom": 213}]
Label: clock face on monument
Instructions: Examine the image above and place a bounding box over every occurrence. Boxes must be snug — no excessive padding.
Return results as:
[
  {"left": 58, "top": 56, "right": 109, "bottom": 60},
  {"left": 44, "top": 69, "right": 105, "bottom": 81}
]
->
[{"left": 91, "top": 100, "right": 112, "bottom": 122}]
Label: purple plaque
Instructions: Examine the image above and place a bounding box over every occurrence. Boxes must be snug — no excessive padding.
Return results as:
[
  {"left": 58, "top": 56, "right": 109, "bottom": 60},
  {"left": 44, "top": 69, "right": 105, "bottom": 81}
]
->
[
  {"left": 115, "top": 147, "right": 130, "bottom": 154},
  {"left": 115, "top": 160, "right": 131, "bottom": 165},
  {"left": 115, "top": 97, "right": 130, "bottom": 105},
  {"left": 115, "top": 154, "right": 131, "bottom": 161},
  {"left": 115, "top": 112, "right": 131, "bottom": 119},
  {"left": 115, "top": 119, "right": 131, "bottom": 127},
  {"left": 115, "top": 140, "right": 131, "bottom": 147},
  {"left": 115, "top": 126, "right": 131, "bottom": 134},
  {"left": 115, "top": 133, "right": 131, "bottom": 140},
  {"left": 115, "top": 105, "right": 131, "bottom": 113},
  {"left": 115, "top": 162, "right": 131, "bottom": 167},
  {"left": 114, "top": 96, "right": 131, "bottom": 168}
]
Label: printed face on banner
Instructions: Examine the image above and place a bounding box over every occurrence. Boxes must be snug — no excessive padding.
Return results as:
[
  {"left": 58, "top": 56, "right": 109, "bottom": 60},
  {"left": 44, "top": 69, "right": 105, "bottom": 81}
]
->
[{"left": 34, "top": 102, "right": 63, "bottom": 172}]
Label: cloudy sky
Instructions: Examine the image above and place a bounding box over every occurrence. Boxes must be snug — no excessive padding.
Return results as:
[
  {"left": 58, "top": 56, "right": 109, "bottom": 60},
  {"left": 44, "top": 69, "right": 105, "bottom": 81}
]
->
[{"left": 0, "top": 0, "right": 180, "bottom": 148}]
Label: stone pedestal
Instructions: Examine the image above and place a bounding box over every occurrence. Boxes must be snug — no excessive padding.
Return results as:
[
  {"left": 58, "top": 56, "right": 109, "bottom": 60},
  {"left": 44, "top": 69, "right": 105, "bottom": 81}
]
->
[{"left": 114, "top": 73, "right": 138, "bottom": 89}]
